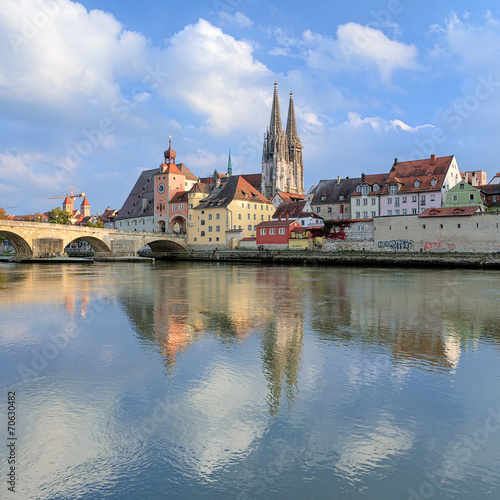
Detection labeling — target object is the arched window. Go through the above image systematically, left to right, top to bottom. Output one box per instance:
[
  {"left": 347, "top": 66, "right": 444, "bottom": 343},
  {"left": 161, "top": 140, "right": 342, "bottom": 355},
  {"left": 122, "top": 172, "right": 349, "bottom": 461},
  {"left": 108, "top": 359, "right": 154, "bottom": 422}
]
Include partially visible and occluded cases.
[{"left": 201, "top": 231, "right": 205, "bottom": 237}]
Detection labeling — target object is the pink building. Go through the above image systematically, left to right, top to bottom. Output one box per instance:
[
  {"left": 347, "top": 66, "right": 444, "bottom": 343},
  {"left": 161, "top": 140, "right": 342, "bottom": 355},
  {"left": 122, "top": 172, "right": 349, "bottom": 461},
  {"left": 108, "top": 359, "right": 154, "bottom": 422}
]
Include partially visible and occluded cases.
[{"left": 379, "top": 155, "right": 461, "bottom": 216}]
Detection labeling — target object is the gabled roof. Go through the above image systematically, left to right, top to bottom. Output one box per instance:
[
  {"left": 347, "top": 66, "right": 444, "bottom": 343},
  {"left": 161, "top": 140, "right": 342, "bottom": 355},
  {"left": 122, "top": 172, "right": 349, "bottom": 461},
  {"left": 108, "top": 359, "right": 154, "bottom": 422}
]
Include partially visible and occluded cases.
[
  {"left": 382, "top": 155, "right": 455, "bottom": 194},
  {"left": 115, "top": 168, "right": 156, "bottom": 220},
  {"left": 241, "top": 173, "right": 262, "bottom": 191},
  {"left": 351, "top": 173, "right": 389, "bottom": 196},
  {"left": 195, "top": 175, "right": 270, "bottom": 209},
  {"left": 311, "top": 177, "right": 361, "bottom": 205},
  {"left": 189, "top": 182, "right": 213, "bottom": 195},
  {"left": 170, "top": 191, "right": 188, "bottom": 203},
  {"left": 274, "top": 192, "right": 306, "bottom": 203},
  {"left": 80, "top": 196, "right": 90, "bottom": 206},
  {"left": 273, "top": 201, "right": 307, "bottom": 219},
  {"left": 419, "top": 206, "right": 481, "bottom": 217},
  {"left": 98, "top": 208, "right": 117, "bottom": 222},
  {"left": 256, "top": 219, "right": 301, "bottom": 228}
]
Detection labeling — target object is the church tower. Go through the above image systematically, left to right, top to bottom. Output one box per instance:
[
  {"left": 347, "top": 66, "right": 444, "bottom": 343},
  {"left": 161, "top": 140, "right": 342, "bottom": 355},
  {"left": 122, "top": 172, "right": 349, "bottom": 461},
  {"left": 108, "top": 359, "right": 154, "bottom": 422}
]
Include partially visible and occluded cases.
[{"left": 261, "top": 82, "right": 304, "bottom": 198}]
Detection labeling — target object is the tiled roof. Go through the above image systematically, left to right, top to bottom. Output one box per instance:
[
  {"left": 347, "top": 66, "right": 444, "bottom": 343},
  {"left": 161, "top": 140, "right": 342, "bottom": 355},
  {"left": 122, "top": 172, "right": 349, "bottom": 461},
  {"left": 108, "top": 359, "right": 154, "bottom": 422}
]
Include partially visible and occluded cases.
[
  {"left": 381, "top": 155, "right": 454, "bottom": 195},
  {"left": 115, "top": 168, "right": 156, "bottom": 220},
  {"left": 241, "top": 173, "right": 262, "bottom": 191},
  {"left": 351, "top": 173, "right": 389, "bottom": 196},
  {"left": 195, "top": 175, "right": 270, "bottom": 209},
  {"left": 311, "top": 177, "right": 361, "bottom": 205},
  {"left": 189, "top": 182, "right": 212, "bottom": 194},
  {"left": 480, "top": 184, "right": 500, "bottom": 207},
  {"left": 170, "top": 191, "right": 188, "bottom": 203},
  {"left": 275, "top": 192, "right": 306, "bottom": 203},
  {"left": 80, "top": 196, "right": 90, "bottom": 206},
  {"left": 273, "top": 201, "right": 307, "bottom": 219},
  {"left": 419, "top": 206, "right": 481, "bottom": 217},
  {"left": 98, "top": 208, "right": 117, "bottom": 222},
  {"left": 256, "top": 219, "right": 300, "bottom": 228},
  {"left": 291, "top": 225, "right": 323, "bottom": 234}
]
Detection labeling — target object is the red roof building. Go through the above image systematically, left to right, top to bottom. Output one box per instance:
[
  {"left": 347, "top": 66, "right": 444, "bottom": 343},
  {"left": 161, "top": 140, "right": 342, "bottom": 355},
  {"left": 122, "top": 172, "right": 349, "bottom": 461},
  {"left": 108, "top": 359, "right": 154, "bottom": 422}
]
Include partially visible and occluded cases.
[{"left": 256, "top": 218, "right": 301, "bottom": 247}]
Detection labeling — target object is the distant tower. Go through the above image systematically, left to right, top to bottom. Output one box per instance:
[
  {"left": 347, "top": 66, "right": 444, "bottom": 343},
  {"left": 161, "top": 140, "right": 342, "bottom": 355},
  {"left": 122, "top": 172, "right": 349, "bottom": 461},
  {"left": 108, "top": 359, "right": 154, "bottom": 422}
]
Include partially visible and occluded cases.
[
  {"left": 261, "top": 82, "right": 304, "bottom": 198},
  {"left": 227, "top": 148, "right": 232, "bottom": 177},
  {"left": 62, "top": 196, "right": 72, "bottom": 214},
  {"left": 80, "top": 196, "right": 90, "bottom": 217}
]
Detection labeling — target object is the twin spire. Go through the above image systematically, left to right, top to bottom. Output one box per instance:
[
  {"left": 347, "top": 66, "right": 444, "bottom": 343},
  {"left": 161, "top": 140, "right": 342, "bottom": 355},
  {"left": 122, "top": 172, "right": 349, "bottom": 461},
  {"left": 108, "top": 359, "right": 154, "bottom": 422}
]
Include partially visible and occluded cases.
[{"left": 268, "top": 81, "right": 301, "bottom": 148}]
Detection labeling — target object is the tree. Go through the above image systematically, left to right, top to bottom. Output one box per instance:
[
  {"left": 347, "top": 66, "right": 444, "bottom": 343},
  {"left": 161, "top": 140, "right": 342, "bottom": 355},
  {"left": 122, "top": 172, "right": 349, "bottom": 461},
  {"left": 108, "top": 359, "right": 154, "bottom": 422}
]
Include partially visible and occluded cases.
[
  {"left": 0, "top": 207, "right": 7, "bottom": 220},
  {"left": 46, "top": 207, "right": 71, "bottom": 225}
]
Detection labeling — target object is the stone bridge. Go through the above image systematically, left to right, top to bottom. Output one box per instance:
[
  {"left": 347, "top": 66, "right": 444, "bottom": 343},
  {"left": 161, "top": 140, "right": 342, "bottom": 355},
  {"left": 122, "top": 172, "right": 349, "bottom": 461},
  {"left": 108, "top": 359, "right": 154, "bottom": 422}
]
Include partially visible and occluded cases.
[{"left": 0, "top": 220, "right": 187, "bottom": 259}]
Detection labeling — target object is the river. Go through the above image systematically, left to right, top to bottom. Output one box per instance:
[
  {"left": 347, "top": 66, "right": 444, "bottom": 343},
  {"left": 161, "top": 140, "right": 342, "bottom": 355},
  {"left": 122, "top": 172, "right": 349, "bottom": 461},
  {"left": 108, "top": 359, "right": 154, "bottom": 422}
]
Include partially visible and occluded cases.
[{"left": 1, "top": 261, "right": 500, "bottom": 499}]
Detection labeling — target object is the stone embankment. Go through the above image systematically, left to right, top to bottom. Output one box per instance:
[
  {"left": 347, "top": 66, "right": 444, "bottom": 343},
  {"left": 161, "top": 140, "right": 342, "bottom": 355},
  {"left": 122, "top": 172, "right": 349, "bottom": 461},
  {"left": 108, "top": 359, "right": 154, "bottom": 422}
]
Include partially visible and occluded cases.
[{"left": 156, "top": 250, "right": 500, "bottom": 269}]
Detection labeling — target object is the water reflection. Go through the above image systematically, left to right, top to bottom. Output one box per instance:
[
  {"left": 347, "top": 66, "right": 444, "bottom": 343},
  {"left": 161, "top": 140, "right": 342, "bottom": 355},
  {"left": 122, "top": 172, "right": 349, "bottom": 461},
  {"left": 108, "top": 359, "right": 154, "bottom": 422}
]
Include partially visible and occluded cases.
[{"left": 2, "top": 262, "right": 500, "bottom": 499}]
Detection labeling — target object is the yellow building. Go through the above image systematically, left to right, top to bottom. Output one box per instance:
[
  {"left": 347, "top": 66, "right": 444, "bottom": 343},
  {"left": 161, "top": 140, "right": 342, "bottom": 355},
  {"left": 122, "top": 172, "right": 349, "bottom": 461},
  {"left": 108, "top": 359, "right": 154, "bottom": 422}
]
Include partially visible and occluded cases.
[{"left": 187, "top": 175, "right": 274, "bottom": 247}]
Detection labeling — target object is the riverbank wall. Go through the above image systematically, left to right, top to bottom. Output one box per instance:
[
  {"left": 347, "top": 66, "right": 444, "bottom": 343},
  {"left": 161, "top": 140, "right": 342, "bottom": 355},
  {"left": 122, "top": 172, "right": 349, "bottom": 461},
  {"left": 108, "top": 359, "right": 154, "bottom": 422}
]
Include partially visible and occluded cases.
[{"left": 154, "top": 250, "right": 500, "bottom": 269}]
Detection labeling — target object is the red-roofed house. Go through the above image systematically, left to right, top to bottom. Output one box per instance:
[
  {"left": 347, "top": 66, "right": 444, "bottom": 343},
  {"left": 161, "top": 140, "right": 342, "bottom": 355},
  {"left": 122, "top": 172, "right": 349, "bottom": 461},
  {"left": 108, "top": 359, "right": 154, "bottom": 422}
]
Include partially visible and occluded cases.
[
  {"left": 379, "top": 155, "right": 461, "bottom": 216},
  {"left": 271, "top": 191, "right": 306, "bottom": 208},
  {"left": 256, "top": 218, "right": 302, "bottom": 248}
]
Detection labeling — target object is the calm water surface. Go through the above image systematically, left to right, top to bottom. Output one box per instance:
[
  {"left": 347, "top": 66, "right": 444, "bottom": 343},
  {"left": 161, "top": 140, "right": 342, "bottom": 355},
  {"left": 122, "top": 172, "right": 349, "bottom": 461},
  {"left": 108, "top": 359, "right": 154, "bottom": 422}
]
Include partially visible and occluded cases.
[{"left": 1, "top": 261, "right": 500, "bottom": 499}]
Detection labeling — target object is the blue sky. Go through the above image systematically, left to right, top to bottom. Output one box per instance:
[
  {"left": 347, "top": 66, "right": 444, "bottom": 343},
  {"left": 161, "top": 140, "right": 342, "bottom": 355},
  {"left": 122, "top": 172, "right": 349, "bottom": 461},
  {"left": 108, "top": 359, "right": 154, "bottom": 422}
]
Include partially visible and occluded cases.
[{"left": 2, "top": 0, "right": 500, "bottom": 215}]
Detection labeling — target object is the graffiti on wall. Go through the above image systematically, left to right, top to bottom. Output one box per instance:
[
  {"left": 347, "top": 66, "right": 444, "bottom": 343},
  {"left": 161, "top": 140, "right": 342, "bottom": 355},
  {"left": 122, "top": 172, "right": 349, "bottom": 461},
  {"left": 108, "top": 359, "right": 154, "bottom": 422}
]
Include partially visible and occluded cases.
[
  {"left": 378, "top": 239, "right": 415, "bottom": 251},
  {"left": 423, "top": 242, "right": 456, "bottom": 251}
]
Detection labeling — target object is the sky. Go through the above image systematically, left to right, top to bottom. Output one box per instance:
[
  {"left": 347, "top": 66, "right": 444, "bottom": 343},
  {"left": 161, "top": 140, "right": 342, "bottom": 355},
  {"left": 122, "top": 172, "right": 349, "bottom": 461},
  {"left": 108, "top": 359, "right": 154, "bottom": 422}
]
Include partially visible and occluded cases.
[{"left": 2, "top": 0, "right": 500, "bottom": 215}]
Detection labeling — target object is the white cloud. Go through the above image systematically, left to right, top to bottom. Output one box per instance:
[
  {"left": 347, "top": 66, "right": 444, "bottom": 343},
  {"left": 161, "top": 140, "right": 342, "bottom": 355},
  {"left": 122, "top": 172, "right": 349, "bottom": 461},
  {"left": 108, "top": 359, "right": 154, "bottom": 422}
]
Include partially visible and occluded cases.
[
  {"left": 218, "top": 11, "right": 253, "bottom": 28},
  {"left": 156, "top": 19, "right": 272, "bottom": 135},
  {"left": 274, "top": 23, "right": 419, "bottom": 82},
  {"left": 345, "top": 112, "right": 433, "bottom": 134}
]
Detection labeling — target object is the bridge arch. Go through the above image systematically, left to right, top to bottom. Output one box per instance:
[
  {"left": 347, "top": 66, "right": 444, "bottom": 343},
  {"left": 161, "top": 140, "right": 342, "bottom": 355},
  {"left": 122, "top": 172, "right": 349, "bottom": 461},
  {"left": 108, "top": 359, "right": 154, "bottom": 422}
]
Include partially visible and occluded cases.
[
  {"left": 169, "top": 215, "right": 187, "bottom": 234},
  {"left": 0, "top": 230, "right": 33, "bottom": 259},
  {"left": 64, "top": 236, "right": 112, "bottom": 255},
  {"left": 144, "top": 238, "right": 186, "bottom": 253}
]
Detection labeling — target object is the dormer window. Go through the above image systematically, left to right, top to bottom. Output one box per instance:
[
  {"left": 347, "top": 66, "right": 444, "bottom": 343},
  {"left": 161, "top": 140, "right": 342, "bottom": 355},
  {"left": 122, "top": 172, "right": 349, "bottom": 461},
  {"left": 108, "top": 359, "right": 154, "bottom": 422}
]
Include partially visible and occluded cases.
[
  {"left": 430, "top": 178, "right": 437, "bottom": 187},
  {"left": 414, "top": 180, "right": 421, "bottom": 188},
  {"left": 373, "top": 184, "right": 379, "bottom": 192},
  {"left": 361, "top": 185, "right": 369, "bottom": 195},
  {"left": 389, "top": 185, "right": 398, "bottom": 195},
  {"left": 320, "top": 194, "right": 326, "bottom": 201},
  {"left": 339, "top": 195, "right": 344, "bottom": 201}
]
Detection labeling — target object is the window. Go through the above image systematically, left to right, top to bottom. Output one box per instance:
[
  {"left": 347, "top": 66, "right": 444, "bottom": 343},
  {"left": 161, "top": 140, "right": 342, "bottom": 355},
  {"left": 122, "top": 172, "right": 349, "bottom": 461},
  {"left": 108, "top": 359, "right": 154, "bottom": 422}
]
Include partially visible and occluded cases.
[
  {"left": 431, "top": 178, "right": 437, "bottom": 186},
  {"left": 414, "top": 180, "right": 421, "bottom": 188},
  {"left": 373, "top": 184, "right": 379, "bottom": 192},
  {"left": 460, "top": 184, "right": 464, "bottom": 189},
  {"left": 356, "top": 185, "right": 361, "bottom": 192},
  {"left": 361, "top": 185, "right": 369, "bottom": 195},
  {"left": 390, "top": 185, "right": 398, "bottom": 194},
  {"left": 470, "top": 194, "right": 474, "bottom": 201},
  {"left": 339, "top": 195, "right": 344, "bottom": 201},
  {"left": 421, "top": 195, "right": 426, "bottom": 205},
  {"left": 430, "top": 195, "right": 435, "bottom": 202},
  {"left": 453, "top": 195, "right": 458, "bottom": 201},
  {"left": 412, "top": 196, "right": 417, "bottom": 203},
  {"left": 402, "top": 197, "right": 407, "bottom": 203},
  {"left": 363, "top": 198, "right": 368, "bottom": 206},
  {"left": 371, "top": 198, "right": 376, "bottom": 205},
  {"left": 387, "top": 198, "right": 392, "bottom": 204},
  {"left": 395, "top": 198, "right": 400, "bottom": 207},
  {"left": 356, "top": 199, "right": 360, "bottom": 206},
  {"left": 247, "top": 203, "right": 250, "bottom": 208},
  {"left": 179, "top": 204, "right": 184, "bottom": 210},
  {"left": 189, "top": 204, "right": 193, "bottom": 209},
  {"left": 254, "top": 204, "right": 257, "bottom": 209},
  {"left": 316, "top": 207, "right": 321, "bottom": 213},
  {"left": 328, "top": 207, "right": 332, "bottom": 213},
  {"left": 412, "top": 208, "right": 417, "bottom": 214},
  {"left": 402, "top": 209, "right": 407, "bottom": 215},
  {"left": 388, "top": 210, "right": 392, "bottom": 215},
  {"left": 395, "top": 210, "right": 400, "bottom": 215},
  {"left": 363, "top": 211, "right": 368, "bottom": 218},
  {"left": 371, "top": 211, "right": 376, "bottom": 217},
  {"left": 355, "top": 212, "right": 361, "bottom": 218},
  {"left": 216, "top": 213, "right": 220, "bottom": 220},
  {"left": 238, "top": 213, "right": 241, "bottom": 220},
  {"left": 208, "top": 214, "right": 212, "bottom": 220},
  {"left": 247, "top": 214, "right": 250, "bottom": 220},
  {"left": 253, "top": 214, "right": 256, "bottom": 220},
  {"left": 261, "top": 215, "right": 264, "bottom": 220},
  {"left": 201, "top": 219, "right": 205, "bottom": 225},
  {"left": 422, "top": 224, "right": 426, "bottom": 229},
  {"left": 440, "top": 224, "right": 443, "bottom": 229},
  {"left": 457, "top": 224, "right": 461, "bottom": 229},
  {"left": 248, "top": 225, "right": 252, "bottom": 230},
  {"left": 357, "top": 225, "right": 364, "bottom": 232},
  {"left": 208, "top": 226, "right": 212, "bottom": 232},
  {"left": 216, "top": 226, "right": 220, "bottom": 232},
  {"left": 260, "top": 228, "right": 266, "bottom": 235},
  {"left": 270, "top": 228, "right": 276, "bottom": 235},
  {"left": 279, "top": 228, "right": 285, "bottom": 235},
  {"left": 201, "top": 231, "right": 205, "bottom": 237},
  {"left": 194, "top": 237, "right": 197, "bottom": 242},
  {"left": 209, "top": 237, "right": 212, "bottom": 242},
  {"left": 216, "top": 237, "right": 219, "bottom": 241}
]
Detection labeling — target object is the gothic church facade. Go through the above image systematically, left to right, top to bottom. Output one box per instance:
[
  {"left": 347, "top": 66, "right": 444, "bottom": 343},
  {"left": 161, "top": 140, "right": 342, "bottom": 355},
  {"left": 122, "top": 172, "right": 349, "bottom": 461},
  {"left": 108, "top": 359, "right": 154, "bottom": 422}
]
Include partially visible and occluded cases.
[{"left": 261, "top": 82, "right": 305, "bottom": 199}]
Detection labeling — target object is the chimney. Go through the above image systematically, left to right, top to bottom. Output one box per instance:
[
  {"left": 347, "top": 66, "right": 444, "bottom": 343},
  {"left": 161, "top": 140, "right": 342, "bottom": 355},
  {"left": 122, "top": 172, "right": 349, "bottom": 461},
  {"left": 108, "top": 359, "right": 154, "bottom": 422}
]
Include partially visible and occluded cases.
[
  {"left": 430, "top": 154, "right": 436, "bottom": 165},
  {"left": 394, "top": 158, "right": 398, "bottom": 166},
  {"left": 361, "top": 173, "right": 365, "bottom": 182},
  {"left": 337, "top": 175, "right": 341, "bottom": 185},
  {"left": 286, "top": 213, "right": 289, "bottom": 221},
  {"left": 278, "top": 214, "right": 282, "bottom": 221}
]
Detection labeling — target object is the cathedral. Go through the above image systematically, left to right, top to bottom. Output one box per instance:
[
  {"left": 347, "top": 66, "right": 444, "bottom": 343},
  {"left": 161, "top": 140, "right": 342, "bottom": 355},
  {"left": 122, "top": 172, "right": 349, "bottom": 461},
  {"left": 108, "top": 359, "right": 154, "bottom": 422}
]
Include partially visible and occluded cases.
[{"left": 261, "top": 82, "right": 305, "bottom": 199}]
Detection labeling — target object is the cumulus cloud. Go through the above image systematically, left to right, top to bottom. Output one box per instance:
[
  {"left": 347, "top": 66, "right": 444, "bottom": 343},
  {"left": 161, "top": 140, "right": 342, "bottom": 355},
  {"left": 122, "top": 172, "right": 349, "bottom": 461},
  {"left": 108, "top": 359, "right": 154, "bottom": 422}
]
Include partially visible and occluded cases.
[
  {"left": 156, "top": 19, "right": 272, "bottom": 135},
  {"left": 274, "top": 23, "right": 419, "bottom": 82},
  {"left": 345, "top": 112, "right": 433, "bottom": 134}
]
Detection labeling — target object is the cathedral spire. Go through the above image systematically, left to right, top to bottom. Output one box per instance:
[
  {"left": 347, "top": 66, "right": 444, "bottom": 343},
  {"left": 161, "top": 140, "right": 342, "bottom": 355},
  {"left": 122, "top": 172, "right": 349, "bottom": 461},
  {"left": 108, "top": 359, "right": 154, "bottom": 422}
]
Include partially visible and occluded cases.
[
  {"left": 269, "top": 81, "right": 282, "bottom": 133},
  {"left": 286, "top": 91, "right": 301, "bottom": 147}
]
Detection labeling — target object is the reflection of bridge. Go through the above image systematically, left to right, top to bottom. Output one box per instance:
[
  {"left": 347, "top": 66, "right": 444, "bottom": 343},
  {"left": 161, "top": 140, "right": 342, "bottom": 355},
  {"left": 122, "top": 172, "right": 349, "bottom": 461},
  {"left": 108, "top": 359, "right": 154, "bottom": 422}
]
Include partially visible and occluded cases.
[{"left": 0, "top": 220, "right": 187, "bottom": 259}]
